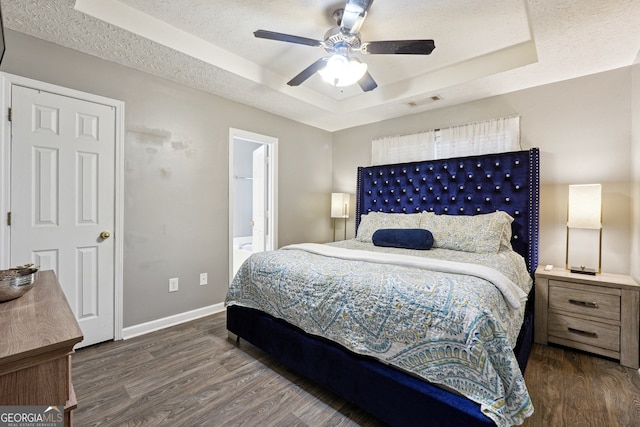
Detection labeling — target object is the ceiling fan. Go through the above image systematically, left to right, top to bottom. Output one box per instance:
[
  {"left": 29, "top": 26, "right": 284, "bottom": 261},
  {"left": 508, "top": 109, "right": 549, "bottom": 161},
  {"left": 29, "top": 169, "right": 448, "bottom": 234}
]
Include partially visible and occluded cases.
[{"left": 254, "top": 0, "right": 435, "bottom": 92}]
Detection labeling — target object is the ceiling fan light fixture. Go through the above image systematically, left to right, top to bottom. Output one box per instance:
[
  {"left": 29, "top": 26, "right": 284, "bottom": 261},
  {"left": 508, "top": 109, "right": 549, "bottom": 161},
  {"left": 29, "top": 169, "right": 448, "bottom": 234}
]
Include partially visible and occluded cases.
[
  {"left": 255, "top": 1, "right": 434, "bottom": 92},
  {"left": 318, "top": 55, "right": 367, "bottom": 87}
]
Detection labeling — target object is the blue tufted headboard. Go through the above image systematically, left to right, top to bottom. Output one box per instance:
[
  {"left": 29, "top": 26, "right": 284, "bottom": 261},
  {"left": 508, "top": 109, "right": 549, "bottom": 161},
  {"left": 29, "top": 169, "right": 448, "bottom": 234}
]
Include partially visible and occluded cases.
[{"left": 356, "top": 148, "right": 540, "bottom": 274}]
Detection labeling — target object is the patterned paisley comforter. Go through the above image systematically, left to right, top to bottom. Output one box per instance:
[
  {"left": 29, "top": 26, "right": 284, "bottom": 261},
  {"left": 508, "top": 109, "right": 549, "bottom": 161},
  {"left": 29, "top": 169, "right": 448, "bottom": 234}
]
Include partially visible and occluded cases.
[{"left": 225, "top": 240, "right": 534, "bottom": 426}]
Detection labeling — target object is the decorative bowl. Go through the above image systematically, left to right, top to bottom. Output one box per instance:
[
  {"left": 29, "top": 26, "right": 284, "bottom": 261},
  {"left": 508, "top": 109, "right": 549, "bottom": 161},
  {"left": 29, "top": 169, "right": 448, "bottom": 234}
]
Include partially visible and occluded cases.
[{"left": 0, "top": 265, "right": 39, "bottom": 303}]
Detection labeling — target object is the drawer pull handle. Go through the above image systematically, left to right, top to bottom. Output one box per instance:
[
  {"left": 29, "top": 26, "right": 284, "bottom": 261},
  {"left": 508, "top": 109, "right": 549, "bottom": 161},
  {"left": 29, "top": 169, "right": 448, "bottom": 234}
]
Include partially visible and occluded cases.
[
  {"left": 568, "top": 299, "right": 599, "bottom": 309},
  {"left": 568, "top": 327, "right": 598, "bottom": 338}
]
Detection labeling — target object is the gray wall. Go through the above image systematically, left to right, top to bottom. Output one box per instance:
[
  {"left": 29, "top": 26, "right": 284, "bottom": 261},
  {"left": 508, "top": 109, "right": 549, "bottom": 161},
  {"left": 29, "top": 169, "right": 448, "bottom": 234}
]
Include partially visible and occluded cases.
[
  {"left": 2, "top": 30, "right": 333, "bottom": 327},
  {"left": 333, "top": 67, "right": 637, "bottom": 277}
]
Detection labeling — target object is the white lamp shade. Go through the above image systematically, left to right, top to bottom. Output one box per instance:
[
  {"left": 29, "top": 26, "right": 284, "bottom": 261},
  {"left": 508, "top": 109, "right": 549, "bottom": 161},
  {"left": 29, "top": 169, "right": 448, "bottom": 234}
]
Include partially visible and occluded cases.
[
  {"left": 567, "top": 184, "right": 602, "bottom": 229},
  {"left": 331, "top": 193, "right": 350, "bottom": 218}
]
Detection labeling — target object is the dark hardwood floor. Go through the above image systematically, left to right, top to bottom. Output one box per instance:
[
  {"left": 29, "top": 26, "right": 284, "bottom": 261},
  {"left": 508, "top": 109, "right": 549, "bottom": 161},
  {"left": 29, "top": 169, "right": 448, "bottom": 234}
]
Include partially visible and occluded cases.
[{"left": 73, "top": 312, "right": 640, "bottom": 426}]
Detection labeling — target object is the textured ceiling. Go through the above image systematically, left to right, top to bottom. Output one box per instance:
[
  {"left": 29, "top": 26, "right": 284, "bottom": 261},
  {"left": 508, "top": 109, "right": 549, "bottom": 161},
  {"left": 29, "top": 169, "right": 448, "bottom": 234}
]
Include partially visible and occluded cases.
[{"left": 3, "top": 0, "right": 640, "bottom": 131}]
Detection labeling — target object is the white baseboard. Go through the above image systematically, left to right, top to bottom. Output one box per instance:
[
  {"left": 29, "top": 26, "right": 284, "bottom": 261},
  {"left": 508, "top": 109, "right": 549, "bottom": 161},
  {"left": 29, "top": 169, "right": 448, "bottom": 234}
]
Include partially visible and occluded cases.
[{"left": 122, "top": 303, "right": 226, "bottom": 340}]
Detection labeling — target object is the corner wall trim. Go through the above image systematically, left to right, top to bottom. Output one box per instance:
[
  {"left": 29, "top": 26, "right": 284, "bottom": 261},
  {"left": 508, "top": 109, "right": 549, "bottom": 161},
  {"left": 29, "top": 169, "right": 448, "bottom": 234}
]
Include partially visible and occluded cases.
[{"left": 122, "top": 303, "right": 226, "bottom": 340}]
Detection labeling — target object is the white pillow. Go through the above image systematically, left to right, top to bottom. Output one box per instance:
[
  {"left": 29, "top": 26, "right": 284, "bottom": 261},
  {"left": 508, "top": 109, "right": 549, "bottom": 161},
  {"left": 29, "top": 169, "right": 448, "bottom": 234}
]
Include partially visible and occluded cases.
[
  {"left": 419, "top": 211, "right": 514, "bottom": 253},
  {"left": 356, "top": 212, "right": 421, "bottom": 243}
]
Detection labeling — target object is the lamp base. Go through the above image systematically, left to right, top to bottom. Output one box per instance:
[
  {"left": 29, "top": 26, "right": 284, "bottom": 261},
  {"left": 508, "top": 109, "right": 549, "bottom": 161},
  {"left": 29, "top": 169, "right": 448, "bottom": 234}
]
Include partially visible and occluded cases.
[{"left": 570, "top": 265, "right": 597, "bottom": 275}]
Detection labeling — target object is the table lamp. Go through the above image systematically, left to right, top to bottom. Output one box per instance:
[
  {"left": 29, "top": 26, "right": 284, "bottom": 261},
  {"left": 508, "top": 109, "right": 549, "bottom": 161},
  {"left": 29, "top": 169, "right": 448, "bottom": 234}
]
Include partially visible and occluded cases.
[{"left": 566, "top": 184, "right": 602, "bottom": 275}]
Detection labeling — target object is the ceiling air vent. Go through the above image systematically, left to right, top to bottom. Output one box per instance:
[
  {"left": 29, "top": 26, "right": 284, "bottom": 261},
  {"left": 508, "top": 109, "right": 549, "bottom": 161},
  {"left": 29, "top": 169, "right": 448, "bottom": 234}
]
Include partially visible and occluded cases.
[{"left": 407, "top": 95, "right": 442, "bottom": 108}]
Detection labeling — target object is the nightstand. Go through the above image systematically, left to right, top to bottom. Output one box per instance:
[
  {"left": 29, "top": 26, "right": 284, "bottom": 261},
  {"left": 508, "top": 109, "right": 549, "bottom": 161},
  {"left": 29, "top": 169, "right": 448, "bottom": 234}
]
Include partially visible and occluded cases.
[{"left": 534, "top": 266, "right": 640, "bottom": 369}]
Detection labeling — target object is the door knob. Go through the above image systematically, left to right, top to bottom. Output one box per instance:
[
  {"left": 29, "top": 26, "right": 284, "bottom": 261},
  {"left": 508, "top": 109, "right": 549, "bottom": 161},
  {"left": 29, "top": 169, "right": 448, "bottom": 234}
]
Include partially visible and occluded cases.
[{"left": 100, "top": 231, "right": 111, "bottom": 239}]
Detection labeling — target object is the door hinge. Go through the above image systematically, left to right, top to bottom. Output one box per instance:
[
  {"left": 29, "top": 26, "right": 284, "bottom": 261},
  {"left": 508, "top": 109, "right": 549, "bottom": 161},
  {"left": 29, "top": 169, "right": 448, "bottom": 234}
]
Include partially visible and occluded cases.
[
  {"left": 7, "top": 107, "right": 12, "bottom": 122},
  {"left": 7, "top": 212, "right": 11, "bottom": 226}
]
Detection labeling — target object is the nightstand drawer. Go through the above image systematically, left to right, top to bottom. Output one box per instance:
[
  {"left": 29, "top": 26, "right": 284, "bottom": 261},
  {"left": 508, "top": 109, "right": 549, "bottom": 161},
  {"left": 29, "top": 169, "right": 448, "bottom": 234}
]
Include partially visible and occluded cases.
[
  {"left": 548, "top": 280, "right": 620, "bottom": 321},
  {"left": 548, "top": 312, "right": 620, "bottom": 352}
]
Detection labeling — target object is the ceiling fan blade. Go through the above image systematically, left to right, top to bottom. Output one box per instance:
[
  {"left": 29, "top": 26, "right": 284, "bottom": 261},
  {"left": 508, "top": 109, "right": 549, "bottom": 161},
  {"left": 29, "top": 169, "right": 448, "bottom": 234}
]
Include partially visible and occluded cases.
[
  {"left": 341, "top": 0, "right": 374, "bottom": 34},
  {"left": 254, "top": 30, "right": 323, "bottom": 48},
  {"left": 361, "top": 40, "right": 436, "bottom": 55},
  {"left": 287, "top": 58, "right": 328, "bottom": 86},
  {"left": 358, "top": 71, "right": 378, "bottom": 92}
]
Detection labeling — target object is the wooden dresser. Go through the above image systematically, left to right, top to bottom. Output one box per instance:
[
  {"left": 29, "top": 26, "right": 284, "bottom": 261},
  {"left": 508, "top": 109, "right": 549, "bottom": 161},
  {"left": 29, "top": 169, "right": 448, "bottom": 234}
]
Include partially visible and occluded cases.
[
  {"left": 535, "top": 266, "right": 640, "bottom": 369},
  {"left": 0, "top": 271, "right": 83, "bottom": 426}
]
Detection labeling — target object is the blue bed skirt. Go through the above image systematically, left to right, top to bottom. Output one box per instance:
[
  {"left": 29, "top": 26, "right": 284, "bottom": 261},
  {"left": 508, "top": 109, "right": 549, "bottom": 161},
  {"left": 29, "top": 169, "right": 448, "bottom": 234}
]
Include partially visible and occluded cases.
[{"left": 227, "top": 297, "right": 534, "bottom": 427}]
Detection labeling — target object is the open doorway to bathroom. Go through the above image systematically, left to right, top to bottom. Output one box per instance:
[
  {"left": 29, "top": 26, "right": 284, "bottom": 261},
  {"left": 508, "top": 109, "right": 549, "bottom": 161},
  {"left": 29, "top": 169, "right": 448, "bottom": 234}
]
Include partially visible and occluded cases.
[{"left": 229, "top": 128, "right": 278, "bottom": 283}]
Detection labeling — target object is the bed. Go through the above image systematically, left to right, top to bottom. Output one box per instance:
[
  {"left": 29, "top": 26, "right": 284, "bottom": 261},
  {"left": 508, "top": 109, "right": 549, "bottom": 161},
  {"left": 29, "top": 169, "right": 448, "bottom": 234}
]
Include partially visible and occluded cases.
[{"left": 226, "top": 148, "right": 540, "bottom": 426}]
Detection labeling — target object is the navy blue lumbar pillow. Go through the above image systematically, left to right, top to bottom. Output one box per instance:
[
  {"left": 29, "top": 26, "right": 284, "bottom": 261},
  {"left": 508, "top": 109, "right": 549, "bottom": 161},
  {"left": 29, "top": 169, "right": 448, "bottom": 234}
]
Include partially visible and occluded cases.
[{"left": 372, "top": 228, "right": 434, "bottom": 250}]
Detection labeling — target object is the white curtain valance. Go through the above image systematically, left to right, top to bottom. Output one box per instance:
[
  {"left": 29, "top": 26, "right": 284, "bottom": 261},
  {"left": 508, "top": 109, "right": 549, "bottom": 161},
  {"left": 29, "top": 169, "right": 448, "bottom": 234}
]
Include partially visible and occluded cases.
[
  {"left": 371, "top": 116, "right": 520, "bottom": 166},
  {"left": 370, "top": 130, "right": 436, "bottom": 166}
]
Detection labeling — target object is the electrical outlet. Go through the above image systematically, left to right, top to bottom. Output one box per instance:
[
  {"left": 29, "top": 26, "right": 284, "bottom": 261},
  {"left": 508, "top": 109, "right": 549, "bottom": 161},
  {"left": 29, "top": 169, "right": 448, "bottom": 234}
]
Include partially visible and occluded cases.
[
  {"left": 200, "top": 273, "right": 208, "bottom": 286},
  {"left": 169, "top": 277, "right": 179, "bottom": 292}
]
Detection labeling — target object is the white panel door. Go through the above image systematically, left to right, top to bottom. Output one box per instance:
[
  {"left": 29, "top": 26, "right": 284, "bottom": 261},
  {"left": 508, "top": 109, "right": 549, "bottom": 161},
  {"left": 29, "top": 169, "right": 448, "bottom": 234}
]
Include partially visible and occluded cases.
[
  {"left": 10, "top": 85, "right": 115, "bottom": 348},
  {"left": 252, "top": 145, "right": 266, "bottom": 253}
]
